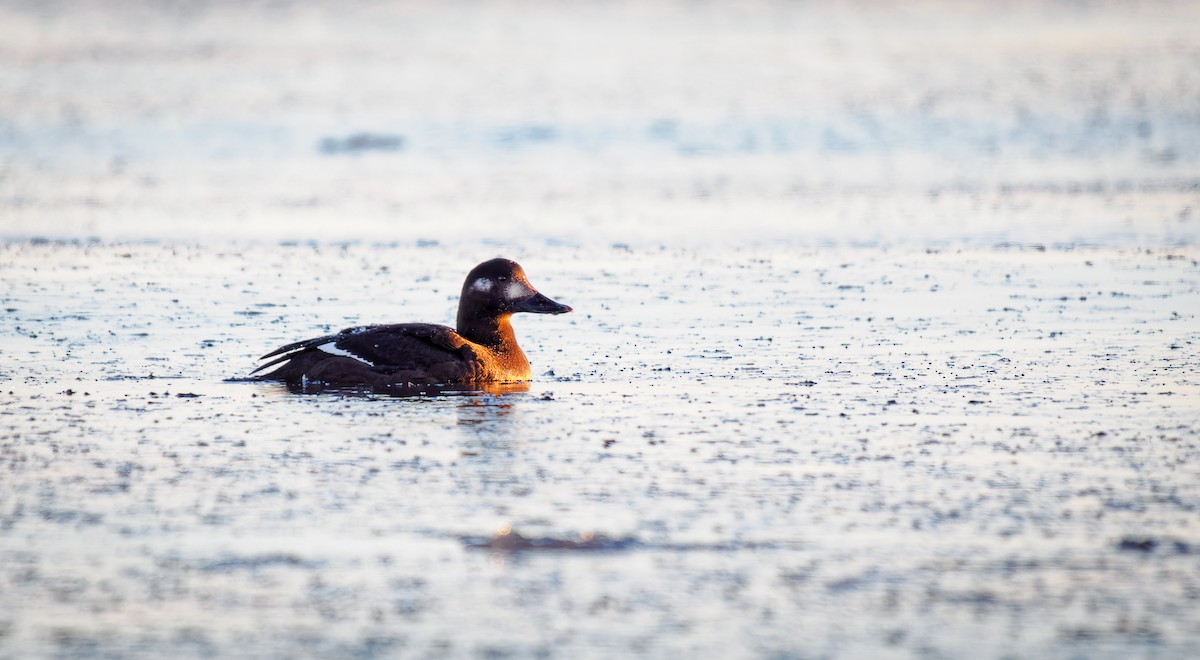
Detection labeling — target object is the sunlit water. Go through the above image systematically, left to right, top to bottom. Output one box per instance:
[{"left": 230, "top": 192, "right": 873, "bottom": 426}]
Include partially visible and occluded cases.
[{"left": 2, "top": 1, "right": 1200, "bottom": 657}]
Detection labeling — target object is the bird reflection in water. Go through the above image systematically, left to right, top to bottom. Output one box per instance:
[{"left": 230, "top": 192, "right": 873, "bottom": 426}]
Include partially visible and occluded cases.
[
  {"left": 264, "top": 377, "right": 536, "bottom": 526},
  {"left": 272, "top": 377, "right": 531, "bottom": 454},
  {"left": 279, "top": 380, "right": 531, "bottom": 398},
  {"left": 454, "top": 383, "right": 527, "bottom": 486}
]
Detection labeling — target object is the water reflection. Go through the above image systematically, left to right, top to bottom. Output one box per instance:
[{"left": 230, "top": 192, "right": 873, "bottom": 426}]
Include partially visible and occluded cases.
[
  {"left": 262, "top": 377, "right": 535, "bottom": 502},
  {"left": 278, "top": 380, "right": 531, "bottom": 398},
  {"left": 454, "top": 385, "right": 526, "bottom": 491}
]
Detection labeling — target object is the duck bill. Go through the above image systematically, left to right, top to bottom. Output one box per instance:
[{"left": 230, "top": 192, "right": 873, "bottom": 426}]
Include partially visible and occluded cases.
[{"left": 513, "top": 292, "right": 572, "bottom": 315}]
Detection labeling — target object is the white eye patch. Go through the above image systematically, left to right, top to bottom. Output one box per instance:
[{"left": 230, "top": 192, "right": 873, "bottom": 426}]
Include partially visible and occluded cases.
[
  {"left": 470, "top": 278, "right": 494, "bottom": 293},
  {"left": 505, "top": 281, "right": 533, "bottom": 300},
  {"left": 318, "top": 342, "right": 375, "bottom": 366}
]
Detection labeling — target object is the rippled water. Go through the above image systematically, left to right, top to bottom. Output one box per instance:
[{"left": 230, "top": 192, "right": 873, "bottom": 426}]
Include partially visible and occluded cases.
[
  {"left": 2, "top": 1, "right": 1199, "bottom": 657},
  {"left": 3, "top": 241, "right": 1198, "bottom": 657}
]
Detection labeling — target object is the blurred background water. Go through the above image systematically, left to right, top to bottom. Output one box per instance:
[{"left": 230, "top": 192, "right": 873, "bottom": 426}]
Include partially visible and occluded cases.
[{"left": 1, "top": 0, "right": 1197, "bottom": 246}]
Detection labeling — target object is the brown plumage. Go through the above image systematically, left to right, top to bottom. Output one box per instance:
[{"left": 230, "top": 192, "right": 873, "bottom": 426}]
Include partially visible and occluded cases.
[{"left": 252, "top": 259, "right": 571, "bottom": 389}]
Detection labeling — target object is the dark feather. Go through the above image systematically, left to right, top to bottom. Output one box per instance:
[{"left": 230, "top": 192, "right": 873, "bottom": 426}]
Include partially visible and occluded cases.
[
  {"left": 251, "top": 324, "right": 473, "bottom": 377},
  {"left": 258, "top": 332, "right": 340, "bottom": 360}
]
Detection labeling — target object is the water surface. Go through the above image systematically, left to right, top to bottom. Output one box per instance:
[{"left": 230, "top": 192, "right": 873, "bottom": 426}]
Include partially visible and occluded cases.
[{"left": 2, "top": 1, "right": 1199, "bottom": 657}]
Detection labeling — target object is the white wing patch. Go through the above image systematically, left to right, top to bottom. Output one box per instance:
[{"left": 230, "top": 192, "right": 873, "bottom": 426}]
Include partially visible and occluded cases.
[
  {"left": 470, "top": 277, "right": 494, "bottom": 293},
  {"left": 318, "top": 342, "right": 375, "bottom": 366}
]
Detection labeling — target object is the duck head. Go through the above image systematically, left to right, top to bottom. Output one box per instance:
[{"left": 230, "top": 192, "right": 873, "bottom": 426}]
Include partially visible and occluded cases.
[{"left": 457, "top": 259, "right": 572, "bottom": 336}]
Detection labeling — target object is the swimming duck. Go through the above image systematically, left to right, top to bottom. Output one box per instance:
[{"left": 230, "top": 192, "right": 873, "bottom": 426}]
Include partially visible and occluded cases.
[{"left": 252, "top": 258, "right": 571, "bottom": 388}]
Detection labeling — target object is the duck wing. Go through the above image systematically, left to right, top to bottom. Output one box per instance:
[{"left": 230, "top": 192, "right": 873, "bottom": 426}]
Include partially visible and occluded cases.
[{"left": 252, "top": 323, "right": 477, "bottom": 377}]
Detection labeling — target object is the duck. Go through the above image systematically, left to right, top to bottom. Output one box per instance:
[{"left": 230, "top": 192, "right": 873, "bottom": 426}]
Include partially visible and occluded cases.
[{"left": 252, "top": 258, "right": 572, "bottom": 389}]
